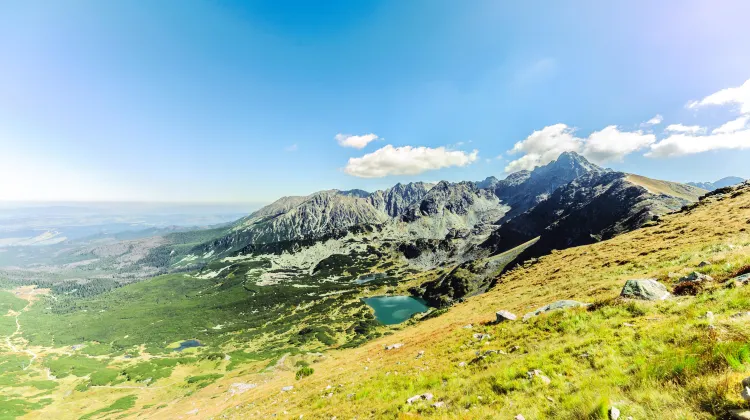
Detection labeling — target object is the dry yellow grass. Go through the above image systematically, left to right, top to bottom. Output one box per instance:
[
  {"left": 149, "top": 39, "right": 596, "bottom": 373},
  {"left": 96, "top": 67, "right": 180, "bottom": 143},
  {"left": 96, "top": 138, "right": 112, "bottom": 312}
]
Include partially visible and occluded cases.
[
  {"left": 625, "top": 173, "right": 707, "bottom": 201},
  {"left": 20, "top": 184, "right": 750, "bottom": 419}
]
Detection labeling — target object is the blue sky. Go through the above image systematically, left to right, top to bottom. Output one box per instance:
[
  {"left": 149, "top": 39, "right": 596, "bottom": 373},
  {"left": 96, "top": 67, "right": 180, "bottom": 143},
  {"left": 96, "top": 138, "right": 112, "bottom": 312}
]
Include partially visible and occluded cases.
[{"left": 1, "top": 1, "right": 750, "bottom": 202}]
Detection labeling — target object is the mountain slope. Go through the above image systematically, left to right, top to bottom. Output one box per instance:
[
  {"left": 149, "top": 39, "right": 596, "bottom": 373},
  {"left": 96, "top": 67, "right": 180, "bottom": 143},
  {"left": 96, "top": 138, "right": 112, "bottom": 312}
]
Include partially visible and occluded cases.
[
  {"left": 492, "top": 151, "right": 606, "bottom": 220},
  {"left": 483, "top": 171, "right": 705, "bottom": 259},
  {"left": 688, "top": 176, "right": 745, "bottom": 191},
  {"left": 197, "top": 179, "right": 750, "bottom": 420}
]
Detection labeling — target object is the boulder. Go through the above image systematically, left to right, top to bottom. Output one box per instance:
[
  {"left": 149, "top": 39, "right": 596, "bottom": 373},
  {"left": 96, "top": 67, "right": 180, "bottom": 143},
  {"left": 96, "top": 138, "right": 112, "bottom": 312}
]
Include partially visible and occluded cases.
[
  {"left": 674, "top": 272, "right": 715, "bottom": 295},
  {"left": 620, "top": 279, "right": 670, "bottom": 301},
  {"left": 522, "top": 300, "right": 589, "bottom": 321},
  {"left": 495, "top": 310, "right": 517, "bottom": 322}
]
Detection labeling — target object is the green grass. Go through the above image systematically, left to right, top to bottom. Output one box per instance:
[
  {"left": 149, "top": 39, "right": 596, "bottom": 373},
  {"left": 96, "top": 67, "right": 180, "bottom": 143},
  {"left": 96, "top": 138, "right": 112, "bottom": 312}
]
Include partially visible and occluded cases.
[
  {"left": 0, "top": 290, "right": 26, "bottom": 336},
  {"left": 44, "top": 355, "right": 109, "bottom": 379},
  {"left": 121, "top": 358, "right": 194, "bottom": 383},
  {"left": 295, "top": 366, "right": 314, "bottom": 380},
  {"left": 185, "top": 373, "right": 223, "bottom": 389},
  {"left": 0, "top": 395, "right": 52, "bottom": 419},
  {"left": 79, "top": 395, "right": 137, "bottom": 420}
]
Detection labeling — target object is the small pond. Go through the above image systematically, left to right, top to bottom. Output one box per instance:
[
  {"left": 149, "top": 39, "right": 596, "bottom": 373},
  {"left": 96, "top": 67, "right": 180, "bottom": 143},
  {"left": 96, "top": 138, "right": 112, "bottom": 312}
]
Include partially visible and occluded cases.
[
  {"left": 361, "top": 295, "right": 429, "bottom": 325},
  {"left": 173, "top": 339, "right": 202, "bottom": 352}
]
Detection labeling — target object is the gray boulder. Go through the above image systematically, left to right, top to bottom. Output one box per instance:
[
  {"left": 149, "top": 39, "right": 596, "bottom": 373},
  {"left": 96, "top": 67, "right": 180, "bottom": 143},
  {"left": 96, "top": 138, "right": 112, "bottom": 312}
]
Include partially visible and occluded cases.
[
  {"left": 678, "top": 271, "right": 713, "bottom": 283},
  {"left": 733, "top": 273, "right": 750, "bottom": 284},
  {"left": 620, "top": 279, "right": 670, "bottom": 301},
  {"left": 522, "top": 300, "right": 589, "bottom": 321},
  {"left": 495, "top": 310, "right": 517, "bottom": 322}
]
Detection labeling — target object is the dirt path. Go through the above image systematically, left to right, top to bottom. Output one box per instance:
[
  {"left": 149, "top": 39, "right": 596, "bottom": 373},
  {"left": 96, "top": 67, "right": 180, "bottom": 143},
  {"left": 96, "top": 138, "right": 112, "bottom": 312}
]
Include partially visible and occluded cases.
[{"left": 4, "top": 286, "right": 48, "bottom": 370}]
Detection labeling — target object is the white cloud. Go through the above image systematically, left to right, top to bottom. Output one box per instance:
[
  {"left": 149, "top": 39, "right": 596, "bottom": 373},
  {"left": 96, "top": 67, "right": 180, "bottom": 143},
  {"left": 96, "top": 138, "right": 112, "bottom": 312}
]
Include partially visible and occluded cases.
[
  {"left": 687, "top": 78, "right": 750, "bottom": 114},
  {"left": 645, "top": 114, "right": 663, "bottom": 125},
  {"left": 712, "top": 115, "right": 749, "bottom": 134},
  {"left": 504, "top": 124, "right": 654, "bottom": 172},
  {"left": 505, "top": 124, "right": 582, "bottom": 173},
  {"left": 665, "top": 124, "right": 705, "bottom": 134},
  {"left": 582, "top": 126, "right": 656, "bottom": 163},
  {"left": 646, "top": 128, "right": 750, "bottom": 158},
  {"left": 335, "top": 133, "right": 379, "bottom": 149},
  {"left": 284, "top": 144, "right": 298, "bottom": 152},
  {"left": 344, "top": 145, "right": 478, "bottom": 178}
]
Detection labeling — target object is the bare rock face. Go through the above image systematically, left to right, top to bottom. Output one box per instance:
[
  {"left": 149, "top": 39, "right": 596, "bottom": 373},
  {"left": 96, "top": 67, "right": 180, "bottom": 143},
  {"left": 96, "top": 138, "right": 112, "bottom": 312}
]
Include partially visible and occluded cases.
[{"left": 483, "top": 163, "right": 701, "bottom": 263}]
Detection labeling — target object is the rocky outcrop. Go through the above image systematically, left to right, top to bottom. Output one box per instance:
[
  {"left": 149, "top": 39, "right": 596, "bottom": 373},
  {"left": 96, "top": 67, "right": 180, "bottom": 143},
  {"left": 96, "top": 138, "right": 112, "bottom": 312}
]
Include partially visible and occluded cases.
[
  {"left": 493, "top": 152, "right": 606, "bottom": 220},
  {"left": 483, "top": 169, "right": 699, "bottom": 261},
  {"left": 620, "top": 279, "right": 670, "bottom": 301}
]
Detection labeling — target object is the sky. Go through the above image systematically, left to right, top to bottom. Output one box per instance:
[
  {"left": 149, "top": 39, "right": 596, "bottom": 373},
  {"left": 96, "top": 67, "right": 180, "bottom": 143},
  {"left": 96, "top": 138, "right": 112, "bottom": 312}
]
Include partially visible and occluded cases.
[{"left": 1, "top": 0, "right": 750, "bottom": 203}]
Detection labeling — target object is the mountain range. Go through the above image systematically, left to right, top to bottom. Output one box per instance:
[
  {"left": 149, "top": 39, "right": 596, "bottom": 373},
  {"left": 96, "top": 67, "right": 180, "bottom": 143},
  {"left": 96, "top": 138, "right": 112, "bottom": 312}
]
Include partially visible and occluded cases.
[{"left": 688, "top": 176, "right": 745, "bottom": 191}]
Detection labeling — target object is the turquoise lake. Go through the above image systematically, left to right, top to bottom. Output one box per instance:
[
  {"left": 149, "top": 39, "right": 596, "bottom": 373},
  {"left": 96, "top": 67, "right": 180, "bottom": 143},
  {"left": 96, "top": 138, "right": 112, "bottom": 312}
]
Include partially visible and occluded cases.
[{"left": 362, "top": 295, "right": 430, "bottom": 325}]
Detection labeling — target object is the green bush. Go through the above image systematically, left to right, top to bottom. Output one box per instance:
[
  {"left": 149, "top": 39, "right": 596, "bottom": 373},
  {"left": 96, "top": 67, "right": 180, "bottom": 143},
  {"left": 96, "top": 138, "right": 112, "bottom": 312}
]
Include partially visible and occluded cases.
[{"left": 295, "top": 366, "right": 314, "bottom": 380}]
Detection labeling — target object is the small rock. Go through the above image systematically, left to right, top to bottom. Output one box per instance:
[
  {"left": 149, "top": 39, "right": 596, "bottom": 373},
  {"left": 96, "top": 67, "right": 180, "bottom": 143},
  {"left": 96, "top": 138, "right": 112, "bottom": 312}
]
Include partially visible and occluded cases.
[
  {"left": 698, "top": 261, "right": 711, "bottom": 267},
  {"left": 678, "top": 271, "right": 714, "bottom": 283},
  {"left": 733, "top": 273, "right": 750, "bottom": 285},
  {"left": 620, "top": 279, "right": 670, "bottom": 301},
  {"left": 522, "top": 300, "right": 589, "bottom": 321},
  {"left": 495, "top": 310, "right": 517, "bottom": 322},
  {"left": 704, "top": 311, "right": 715, "bottom": 322},
  {"left": 732, "top": 312, "right": 750, "bottom": 318},
  {"left": 623, "top": 322, "right": 636, "bottom": 327},
  {"left": 462, "top": 324, "right": 473, "bottom": 329},
  {"left": 472, "top": 333, "right": 491, "bottom": 341},
  {"left": 385, "top": 343, "right": 403, "bottom": 350},
  {"left": 509, "top": 345, "right": 521, "bottom": 353},
  {"left": 416, "top": 350, "right": 425, "bottom": 359},
  {"left": 458, "top": 361, "right": 466, "bottom": 367},
  {"left": 527, "top": 369, "right": 551, "bottom": 385},
  {"left": 742, "top": 377, "right": 750, "bottom": 388},
  {"left": 228, "top": 382, "right": 257, "bottom": 396},
  {"left": 281, "top": 386, "right": 294, "bottom": 392},
  {"left": 742, "top": 386, "right": 750, "bottom": 402},
  {"left": 346, "top": 393, "right": 355, "bottom": 399},
  {"left": 406, "top": 393, "right": 434, "bottom": 404},
  {"left": 546, "top": 396, "right": 554, "bottom": 403},
  {"left": 432, "top": 401, "right": 445, "bottom": 409},
  {"left": 609, "top": 406, "right": 621, "bottom": 420},
  {"left": 730, "top": 409, "right": 750, "bottom": 419},
  {"left": 515, "top": 415, "right": 526, "bottom": 420}
]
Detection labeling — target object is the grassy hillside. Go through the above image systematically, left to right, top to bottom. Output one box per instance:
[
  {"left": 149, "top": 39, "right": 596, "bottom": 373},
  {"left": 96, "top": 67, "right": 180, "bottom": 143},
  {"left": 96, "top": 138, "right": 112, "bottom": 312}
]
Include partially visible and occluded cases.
[
  {"left": 2, "top": 183, "right": 749, "bottom": 419},
  {"left": 194, "top": 183, "right": 749, "bottom": 419}
]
